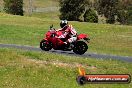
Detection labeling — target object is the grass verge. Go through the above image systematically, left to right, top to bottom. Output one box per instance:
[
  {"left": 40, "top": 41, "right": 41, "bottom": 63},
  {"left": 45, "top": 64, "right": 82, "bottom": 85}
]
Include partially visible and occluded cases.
[{"left": 0, "top": 48, "right": 132, "bottom": 88}]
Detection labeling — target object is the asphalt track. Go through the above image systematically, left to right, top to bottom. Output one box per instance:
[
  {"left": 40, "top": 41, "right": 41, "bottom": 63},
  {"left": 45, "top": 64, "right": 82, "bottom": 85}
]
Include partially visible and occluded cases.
[{"left": 0, "top": 44, "right": 132, "bottom": 63}]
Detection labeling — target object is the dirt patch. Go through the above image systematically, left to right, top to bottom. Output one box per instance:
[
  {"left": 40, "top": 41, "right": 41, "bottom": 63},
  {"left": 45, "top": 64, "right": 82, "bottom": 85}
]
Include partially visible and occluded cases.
[
  {"left": 118, "top": 35, "right": 132, "bottom": 38},
  {"left": 24, "top": 58, "right": 97, "bottom": 70}
]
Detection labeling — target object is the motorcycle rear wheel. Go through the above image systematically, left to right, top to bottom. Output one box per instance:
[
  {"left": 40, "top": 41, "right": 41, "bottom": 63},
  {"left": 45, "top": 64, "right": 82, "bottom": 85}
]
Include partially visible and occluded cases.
[
  {"left": 40, "top": 40, "right": 52, "bottom": 51},
  {"left": 73, "top": 41, "right": 88, "bottom": 55}
]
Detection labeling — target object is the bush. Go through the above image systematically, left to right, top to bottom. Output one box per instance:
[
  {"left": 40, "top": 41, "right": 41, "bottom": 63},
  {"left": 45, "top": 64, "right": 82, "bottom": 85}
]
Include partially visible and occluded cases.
[
  {"left": 3, "top": 0, "right": 24, "bottom": 16},
  {"left": 83, "top": 9, "right": 98, "bottom": 23}
]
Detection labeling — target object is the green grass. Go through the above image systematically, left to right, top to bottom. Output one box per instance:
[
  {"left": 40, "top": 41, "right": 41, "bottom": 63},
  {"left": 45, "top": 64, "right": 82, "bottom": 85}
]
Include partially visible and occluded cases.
[
  {"left": 0, "top": 0, "right": 59, "bottom": 8},
  {"left": 31, "top": 0, "right": 59, "bottom": 8},
  {"left": 28, "top": 12, "right": 60, "bottom": 20},
  {"left": 0, "top": 13, "right": 132, "bottom": 56},
  {"left": 0, "top": 48, "right": 132, "bottom": 88}
]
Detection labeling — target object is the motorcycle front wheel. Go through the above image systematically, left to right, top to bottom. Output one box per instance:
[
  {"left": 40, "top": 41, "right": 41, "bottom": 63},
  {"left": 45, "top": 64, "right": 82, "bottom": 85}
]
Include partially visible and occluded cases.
[{"left": 40, "top": 40, "right": 52, "bottom": 51}]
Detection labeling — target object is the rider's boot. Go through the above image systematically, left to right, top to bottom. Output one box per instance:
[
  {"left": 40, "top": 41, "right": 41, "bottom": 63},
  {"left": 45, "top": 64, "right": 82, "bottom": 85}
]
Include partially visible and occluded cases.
[{"left": 64, "top": 42, "right": 72, "bottom": 50}]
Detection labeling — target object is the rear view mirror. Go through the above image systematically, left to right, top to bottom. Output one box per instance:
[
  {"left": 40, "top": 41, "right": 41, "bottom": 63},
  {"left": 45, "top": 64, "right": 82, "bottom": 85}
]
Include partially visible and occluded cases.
[
  {"left": 50, "top": 24, "right": 53, "bottom": 29},
  {"left": 50, "top": 24, "right": 55, "bottom": 30}
]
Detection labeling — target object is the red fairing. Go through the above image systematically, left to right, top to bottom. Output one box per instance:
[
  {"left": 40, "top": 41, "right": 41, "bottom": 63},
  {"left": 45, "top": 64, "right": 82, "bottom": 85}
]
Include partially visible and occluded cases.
[
  {"left": 45, "top": 30, "right": 65, "bottom": 49},
  {"left": 46, "top": 31, "right": 51, "bottom": 38},
  {"left": 56, "top": 31, "right": 63, "bottom": 37},
  {"left": 77, "top": 34, "right": 89, "bottom": 40}
]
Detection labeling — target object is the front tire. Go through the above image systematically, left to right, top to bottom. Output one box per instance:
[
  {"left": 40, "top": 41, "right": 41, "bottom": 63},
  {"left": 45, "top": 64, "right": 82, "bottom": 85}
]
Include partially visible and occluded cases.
[
  {"left": 40, "top": 40, "right": 52, "bottom": 51},
  {"left": 73, "top": 41, "right": 88, "bottom": 55}
]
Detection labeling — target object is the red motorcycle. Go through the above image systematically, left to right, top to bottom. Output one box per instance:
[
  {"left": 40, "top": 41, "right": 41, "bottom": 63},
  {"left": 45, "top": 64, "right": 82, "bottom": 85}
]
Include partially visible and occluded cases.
[{"left": 40, "top": 25, "right": 90, "bottom": 55}]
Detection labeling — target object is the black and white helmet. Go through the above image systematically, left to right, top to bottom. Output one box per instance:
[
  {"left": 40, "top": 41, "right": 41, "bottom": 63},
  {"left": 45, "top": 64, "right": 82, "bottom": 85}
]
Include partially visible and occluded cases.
[{"left": 60, "top": 20, "right": 68, "bottom": 28}]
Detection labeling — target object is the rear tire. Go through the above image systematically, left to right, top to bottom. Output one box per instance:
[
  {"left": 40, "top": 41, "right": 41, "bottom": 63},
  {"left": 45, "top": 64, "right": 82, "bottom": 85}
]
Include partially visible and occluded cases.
[
  {"left": 40, "top": 40, "right": 52, "bottom": 51},
  {"left": 73, "top": 41, "right": 88, "bottom": 55}
]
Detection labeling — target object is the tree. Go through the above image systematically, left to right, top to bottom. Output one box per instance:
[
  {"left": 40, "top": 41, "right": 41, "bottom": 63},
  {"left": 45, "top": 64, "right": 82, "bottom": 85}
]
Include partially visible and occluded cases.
[
  {"left": 3, "top": 0, "right": 24, "bottom": 16},
  {"left": 59, "top": 0, "right": 87, "bottom": 21},
  {"left": 97, "top": 0, "right": 119, "bottom": 24},
  {"left": 117, "top": 0, "right": 132, "bottom": 25},
  {"left": 127, "top": 6, "right": 132, "bottom": 25},
  {"left": 83, "top": 8, "right": 98, "bottom": 23},
  {"left": 117, "top": 10, "right": 128, "bottom": 24}
]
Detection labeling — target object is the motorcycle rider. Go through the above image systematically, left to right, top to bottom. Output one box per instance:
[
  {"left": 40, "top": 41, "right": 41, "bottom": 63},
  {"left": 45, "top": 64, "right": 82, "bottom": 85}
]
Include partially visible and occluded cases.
[{"left": 57, "top": 20, "right": 77, "bottom": 48}]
